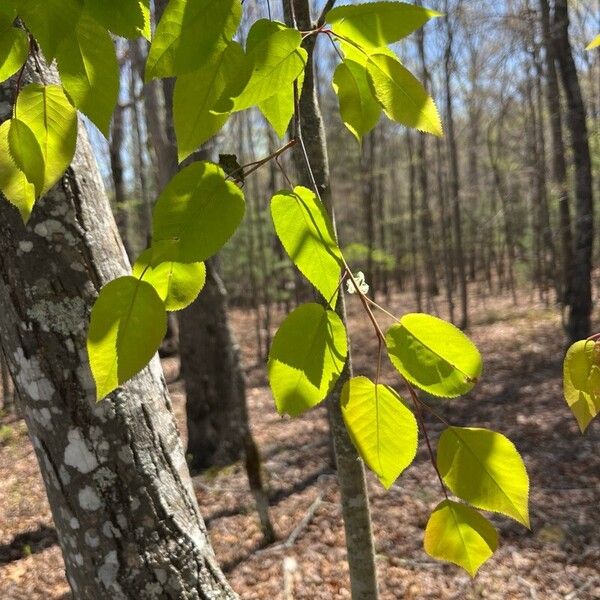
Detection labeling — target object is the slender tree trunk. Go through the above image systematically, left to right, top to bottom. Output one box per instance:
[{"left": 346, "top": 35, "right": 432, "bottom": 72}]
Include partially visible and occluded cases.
[
  {"left": 540, "top": 0, "right": 573, "bottom": 308},
  {"left": 553, "top": 0, "right": 594, "bottom": 342},
  {"left": 285, "top": 1, "right": 379, "bottom": 598},
  {"left": 444, "top": 1, "right": 468, "bottom": 328},
  {"left": 416, "top": 24, "right": 438, "bottom": 303},
  {"left": 0, "top": 65, "right": 236, "bottom": 600},
  {"left": 109, "top": 100, "right": 132, "bottom": 261},
  {"left": 487, "top": 114, "right": 518, "bottom": 304},
  {"left": 361, "top": 131, "right": 377, "bottom": 297},
  {"left": 406, "top": 132, "right": 423, "bottom": 312},
  {"left": 435, "top": 137, "right": 455, "bottom": 321}
]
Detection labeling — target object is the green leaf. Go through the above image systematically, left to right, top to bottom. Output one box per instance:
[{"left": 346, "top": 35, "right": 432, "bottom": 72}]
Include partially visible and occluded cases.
[
  {"left": 17, "top": 0, "right": 83, "bottom": 61},
  {"left": 84, "top": 0, "right": 150, "bottom": 39},
  {"left": 145, "top": 0, "right": 241, "bottom": 79},
  {"left": 326, "top": 1, "right": 441, "bottom": 50},
  {"left": 56, "top": 10, "right": 119, "bottom": 136},
  {"left": 234, "top": 20, "right": 307, "bottom": 111},
  {"left": 0, "top": 26, "right": 28, "bottom": 82},
  {"left": 586, "top": 34, "right": 600, "bottom": 50},
  {"left": 174, "top": 41, "right": 250, "bottom": 163},
  {"left": 366, "top": 53, "right": 442, "bottom": 136},
  {"left": 333, "top": 59, "right": 381, "bottom": 142},
  {"left": 258, "top": 64, "right": 304, "bottom": 138},
  {"left": 14, "top": 83, "right": 78, "bottom": 195},
  {"left": 8, "top": 118, "right": 45, "bottom": 196},
  {"left": 0, "top": 120, "right": 36, "bottom": 222},
  {"left": 152, "top": 161, "right": 245, "bottom": 264},
  {"left": 271, "top": 186, "right": 343, "bottom": 306},
  {"left": 132, "top": 248, "right": 206, "bottom": 312},
  {"left": 87, "top": 276, "right": 167, "bottom": 400},
  {"left": 268, "top": 303, "right": 347, "bottom": 417},
  {"left": 385, "top": 313, "right": 482, "bottom": 398},
  {"left": 563, "top": 340, "right": 600, "bottom": 432},
  {"left": 341, "top": 376, "right": 417, "bottom": 488},
  {"left": 437, "top": 427, "right": 530, "bottom": 527},
  {"left": 424, "top": 500, "right": 498, "bottom": 577}
]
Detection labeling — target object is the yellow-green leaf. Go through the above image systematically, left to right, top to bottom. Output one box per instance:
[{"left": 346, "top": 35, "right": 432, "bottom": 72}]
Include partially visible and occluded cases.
[
  {"left": 17, "top": 0, "right": 83, "bottom": 60},
  {"left": 84, "top": 0, "right": 150, "bottom": 39},
  {"left": 145, "top": 0, "right": 241, "bottom": 79},
  {"left": 326, "top": 1, "right": 441, "bottom": 50},
  {"left": 56, "top": 10, "right": 119, "bottom": 136},
  {"left": 234, "top": 20, "right": 307, "bottom": 112},
  {"left": 0, "top": 26, "right": 28, "bottom": 82},
  {"left": 586, "top": 34, "right": 600, "bottom": 50},
  {"left": 174, "top": 41, "right": 250, "bottom": 162},
  {"left": 366, "top": 53, "right": 442, "bottom": 136},
  {"left": 333, "top": 59, "right": 381, "bottom": 142},
  {"left": 258, "top": 64, "right": 304, "bottom": 138},
  {"left": 14, "top": 83, "right": 78, "bottom": 195},
  {"left": 8, "top": 118, "right": 45, "bottom": 196},
  {"left": 0, "top": 120, "right": 36, "bottom": 222},
  {"left": 152, "top": 161, "right": 245, "bottom": 264},
  {"left": 270, "top": 186, "right": 343, "bottom": 307},
  {"left": 132, "top": 248, "right": 206, "bottom": 312},
  {"left": 87, "top": 276, "right": 167, "bottom": 400},
  {"left": 268, "top": 303, "right": 347, "bottom": 417},
  {"left": 385, "top": 313, "right": 482, "bottom": 398},
  {"left": 563, "top": 340, "right": 600, "bottom": 432},
  {"left": 341, "top": 376, "right": 417, "bottom": 488},
  {"left": 437, "top": 427, "right": 530, "bottom": 527},
  {"left": 424, "top": 500, "right": 498, "bottom": 577}
]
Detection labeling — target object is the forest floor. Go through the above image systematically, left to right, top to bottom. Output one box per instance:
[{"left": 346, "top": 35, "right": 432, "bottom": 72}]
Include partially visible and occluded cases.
[{"left": 0, "top": 289, "right": 599, "bottom": 599}]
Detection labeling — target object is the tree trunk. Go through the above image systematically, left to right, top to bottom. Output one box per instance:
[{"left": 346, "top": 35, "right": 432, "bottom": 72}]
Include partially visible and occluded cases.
[
  {"left": 539, "top": 0, "right": 573, "bottom": 308},
  {"left": 553, "top": 0, "right": 594, "bottom": 342},
  {"left": 284, "top": 1, "right": 379, "bottom": 598},
  {"left": 444, "top": 1, "right": 468, "bottom": 328},
  {"left": 416, "top": 18, "right": 438, "bottom": 303},
  {"left": 0, "top": 67, "right": 236, "bottom": 600},
  {"left": 109, "top": 99, "right": 132, "bottom": 261},
  {"left": 361, "top": 131, "right": 377, "bottom": 297},
  {"left": 406, "top": 132, "right": 423, "bottom": 312},
  {"left": 180, "top": 261, "right": 247, "bottom": 470}
]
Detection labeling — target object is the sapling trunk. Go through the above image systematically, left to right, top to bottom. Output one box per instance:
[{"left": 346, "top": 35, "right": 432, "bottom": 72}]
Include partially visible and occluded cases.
[{"left": 284, "top": 1, "right": 380, "bottom": 598}]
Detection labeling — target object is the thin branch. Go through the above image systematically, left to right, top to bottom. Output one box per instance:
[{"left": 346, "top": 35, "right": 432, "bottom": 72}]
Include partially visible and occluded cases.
[{"left": 316, "top": 0, "right": 337, "bottom": 28}]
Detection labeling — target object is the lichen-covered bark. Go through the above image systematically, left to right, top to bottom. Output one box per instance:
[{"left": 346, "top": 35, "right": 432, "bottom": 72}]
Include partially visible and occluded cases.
[
  {"left": 284, "top": 2, "right": 380, "bottom": 598},
  {"left": 0, "top": 70, "right": 236, "bottom": 599}
]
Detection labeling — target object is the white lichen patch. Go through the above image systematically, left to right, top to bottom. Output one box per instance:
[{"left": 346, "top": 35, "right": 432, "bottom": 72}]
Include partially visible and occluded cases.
[
  {"left": 34, "top": 219, "right": 67, "bottom": 240},
  {"left": 18, "top": 240, "right": 34, "bottom": 253},
  {"left": 26, "top": 297, "right": 87, "bottom": 337},
  {"left": 12, "top": 349, "right": 55, "bottom": 402},
  {"left": 32, "top": 407, "right": 53, "bottom": 430},
  {"left": 64, "top": 428, "right": 98, "bottom": 474},
  {"left": 78, "top": 486, "right": 102, "bottom": 511},
  {"left": 69, "top": 518, "right": 80, "bottom": 530},
  {"left": 85, "top": 530, "right": 100, "bottom": 548},
  {"left": 98, "top": 550, "right": 119, "bottom": 588}
]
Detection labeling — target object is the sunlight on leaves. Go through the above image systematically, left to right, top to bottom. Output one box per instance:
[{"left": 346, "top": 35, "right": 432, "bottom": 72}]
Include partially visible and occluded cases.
[
  {"left": 87, "top": 276, "right": 167, "bottom": 400},
  {"left": 268, "top": 303, "right": 347, "bottom": 417},
  {"left": 341, "top": 376, "right": 417, "bottom": 488},
  {"left": 437, "top": 426, "right": 530, "bottom": 527},
  {"left": 424, "top": 500, "right": 498, "bottom": 577}
]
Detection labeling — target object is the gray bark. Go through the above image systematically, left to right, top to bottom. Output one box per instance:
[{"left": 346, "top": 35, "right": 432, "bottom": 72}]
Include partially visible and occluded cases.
[
  {"left": 553, "top": 0, "right": 594, "bottom": 343},
  {"left": 284, "top": 1, "right": 379, "bottom": 598},
  {"left": 0, "top": 67, "right": 236, "bottom": 599}
]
